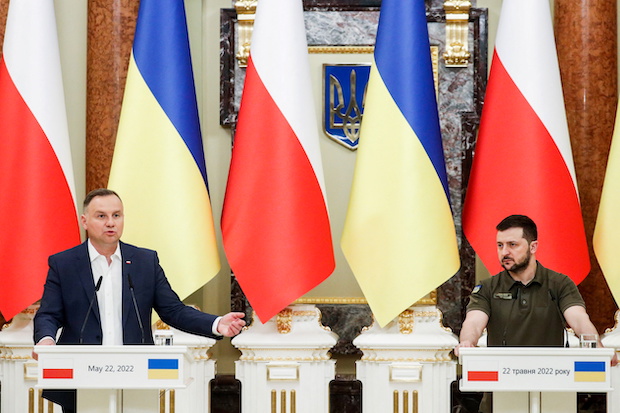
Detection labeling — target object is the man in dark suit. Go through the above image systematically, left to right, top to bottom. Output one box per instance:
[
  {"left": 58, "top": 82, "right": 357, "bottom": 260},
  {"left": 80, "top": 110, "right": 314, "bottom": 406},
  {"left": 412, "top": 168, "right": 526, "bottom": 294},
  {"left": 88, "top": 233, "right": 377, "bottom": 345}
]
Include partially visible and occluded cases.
[{"left": 33, "top": 188, "right": 245, "bottom": 412}]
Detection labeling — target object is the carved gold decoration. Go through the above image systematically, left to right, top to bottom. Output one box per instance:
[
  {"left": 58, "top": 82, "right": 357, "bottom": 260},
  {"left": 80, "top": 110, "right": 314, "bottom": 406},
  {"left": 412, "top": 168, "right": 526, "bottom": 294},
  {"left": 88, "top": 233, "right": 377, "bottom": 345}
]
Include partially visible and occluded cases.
[
  {"left": 235, "top": 0, "right": 258, "bottom": 68},
  {"left": 443, "top": 0, "right": 471, "bottom": 67},
  {"left": 308, "top": 46, "right": 374, "bottom": 54},
  {"left": 309, "top": 46, "right": 438, "bottom": 100},
  {"left": 416, "top": 290, "right": 437, "bottom": 305},
  {"left": 293, "top": 291, "right": 436, "bottom": 306},
  {"left": 293, "top": 297, "right": 367, "bottom": 305},
  {"left": 2, "top": 305, "right": 38, "bottom": 330},
  {"left": 265, "top": 307, "right": 332, "bottom": 334},
  {"left": 276, "top": 308, "right": 293, "bottom": 334},
  {"left": 399, "top": 309, "right": 415, "bottom": 334},
  {"left": 605, "top": 309, "right": 620, "bottom": 333},
  {"left": 291, "top": 310, "right": 319, "bottom": 317},
  {"left": 358, "top": 347, "right": 453, "bottom": 362},
  {"left": 3, "top": 353, "right": 33, "bottom": 360},
  {"left": 237, "top": 353, "right": 331, "bottom": 362},
  {"left": 360, "top": 354, "right": 452, "bottom": 362},
  {"left": 413, "top": 390, "right": 419, "bottom": 413}
]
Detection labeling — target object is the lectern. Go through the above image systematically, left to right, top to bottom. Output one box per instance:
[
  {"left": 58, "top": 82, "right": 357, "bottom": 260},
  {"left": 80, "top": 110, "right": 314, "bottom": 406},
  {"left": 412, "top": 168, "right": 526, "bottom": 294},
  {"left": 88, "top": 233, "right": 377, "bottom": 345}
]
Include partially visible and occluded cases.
[
  {"left": 35, "top": 345, "right": 190, "bottom": 413},
  {"left": 459, "top": 347, "right": 614, "bottom": 413}
]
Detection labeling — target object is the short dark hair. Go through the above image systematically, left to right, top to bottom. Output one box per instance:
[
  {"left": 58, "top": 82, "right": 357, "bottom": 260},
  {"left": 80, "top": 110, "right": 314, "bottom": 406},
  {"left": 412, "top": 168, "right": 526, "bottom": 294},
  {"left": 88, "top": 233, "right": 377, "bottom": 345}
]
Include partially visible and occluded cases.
[
  {"left": 83, "top": 188, "right": 122, "bottom": 211},
  {"left": 496, "top": 215, "right": 538, "bottom": 243}
]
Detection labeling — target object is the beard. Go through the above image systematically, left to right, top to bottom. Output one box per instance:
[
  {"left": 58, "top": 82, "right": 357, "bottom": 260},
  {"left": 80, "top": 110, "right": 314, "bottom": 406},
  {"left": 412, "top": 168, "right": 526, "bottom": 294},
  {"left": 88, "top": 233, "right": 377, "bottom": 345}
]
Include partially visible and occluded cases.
[{"left": 501, "top": 249, "right": 531, "bottom": 274}]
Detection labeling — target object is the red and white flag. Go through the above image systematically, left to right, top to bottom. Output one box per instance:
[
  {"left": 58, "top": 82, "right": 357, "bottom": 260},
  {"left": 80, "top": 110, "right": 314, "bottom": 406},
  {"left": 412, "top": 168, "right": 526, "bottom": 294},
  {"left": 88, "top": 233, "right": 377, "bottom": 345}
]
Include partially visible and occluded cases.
[
  {"left": 0, "top": 0, "right": 80, "bottom": 320},
  {"left": 221, "top": 0, "right": 335, "bottom": 322},
  {"left": 462, "top": 0, "right": 589, "bottom": 283}
]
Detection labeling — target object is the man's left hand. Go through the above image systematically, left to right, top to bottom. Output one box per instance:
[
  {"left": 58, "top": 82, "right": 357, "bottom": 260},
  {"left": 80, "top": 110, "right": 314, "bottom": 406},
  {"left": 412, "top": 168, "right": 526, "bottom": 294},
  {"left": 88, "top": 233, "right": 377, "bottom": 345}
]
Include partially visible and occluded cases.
[{"left": 217, "top": 312, "right": 246, "bottom": 337}]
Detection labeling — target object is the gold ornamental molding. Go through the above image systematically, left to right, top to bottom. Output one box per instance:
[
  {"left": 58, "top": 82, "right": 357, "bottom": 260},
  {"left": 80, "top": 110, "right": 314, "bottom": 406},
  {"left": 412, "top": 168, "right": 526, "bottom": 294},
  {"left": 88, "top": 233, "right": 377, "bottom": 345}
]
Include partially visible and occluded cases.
[
  {"left": 235, "top": 0, "right": 258, "bottom": 68},
  {"left": 443, "top": 0, "right": 471, "bottom": 67},
  {"left": 308, "top": 46, "right": 374, "bottom": 54},
  {"left": 293, "top": 291, "right": 436, "bottom": 306},
  {"left": 293, "top": 297, "right": 367, "bottom": 305},
  {"left": 274, "top": 308, "right": 327, "bottom": 334},
  {"left": 276, "top": 308, "right": 294, "bottom": 334},
  {"left": 399, "top": 309, "right": 415, "bottom": 334},
  {"left": 605, "top": 309, "right": 620, "bottom": 334},
  {"left": 238, "top": 353, "right": 331, "bottom": 362},
  {"left": 360, "top": 353, "right": 453, "bottom": 363},
  {"left": 393, "top": 390, "right": 419, "bottom": 413}
]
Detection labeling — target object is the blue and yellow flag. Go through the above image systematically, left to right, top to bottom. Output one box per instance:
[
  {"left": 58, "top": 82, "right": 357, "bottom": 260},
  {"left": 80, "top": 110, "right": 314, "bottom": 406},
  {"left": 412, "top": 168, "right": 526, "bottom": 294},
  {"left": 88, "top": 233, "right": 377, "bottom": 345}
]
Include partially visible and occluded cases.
[
  {"left": 108, "top": 0, "right": 220, "bottom": 299},
  {"left": 341, "top": 0, "right": 460, "bottom": 327},
  {"left": 594, "top": 101, "right": 620, "bottom": 303},
  {"left": 574, "top": 361, "right": 606, "bottom": 382}
]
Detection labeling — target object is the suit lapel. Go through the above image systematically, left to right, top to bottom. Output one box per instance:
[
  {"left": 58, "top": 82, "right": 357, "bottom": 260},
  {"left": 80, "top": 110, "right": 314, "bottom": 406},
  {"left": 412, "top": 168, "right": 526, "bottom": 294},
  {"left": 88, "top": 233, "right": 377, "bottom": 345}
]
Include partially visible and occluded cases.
[
  {"left": 77, "top": 241, "right": 101, "bottom": 324},
  {"left": 121, "top": 242, "right": 134, "bottom": 329}
]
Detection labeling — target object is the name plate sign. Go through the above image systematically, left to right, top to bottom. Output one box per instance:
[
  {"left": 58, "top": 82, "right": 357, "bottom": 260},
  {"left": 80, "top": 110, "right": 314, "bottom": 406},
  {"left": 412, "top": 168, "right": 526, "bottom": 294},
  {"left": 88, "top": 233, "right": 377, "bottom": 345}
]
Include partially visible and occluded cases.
[
  {"left": 35, "top": 345, "right": 188, "bottom": 389},
  {"left": 459, "top": 347, "right": 614, "bottom": 392}
]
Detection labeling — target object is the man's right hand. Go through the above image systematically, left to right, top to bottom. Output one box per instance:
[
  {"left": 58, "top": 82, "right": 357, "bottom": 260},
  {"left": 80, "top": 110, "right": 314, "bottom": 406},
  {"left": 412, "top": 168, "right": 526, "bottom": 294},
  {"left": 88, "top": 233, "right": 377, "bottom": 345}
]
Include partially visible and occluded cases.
[
  {"left": 32, "top": 337, "right": 55, "bottom": 360},
  {"left": 454, "top": 341, "right": 476, "bottom": 357}
]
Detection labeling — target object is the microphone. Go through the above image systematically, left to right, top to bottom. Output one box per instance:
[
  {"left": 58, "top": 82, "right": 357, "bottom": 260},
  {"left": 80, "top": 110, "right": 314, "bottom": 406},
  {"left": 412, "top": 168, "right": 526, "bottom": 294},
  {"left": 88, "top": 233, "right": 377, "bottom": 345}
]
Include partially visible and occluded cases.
[
  {"left": 127, "top": 274, "right": 145, "bottom": 344},
  {"left": 79, "top": 276, "right": 103, "bottom": 344},
  {"left": 549, "top": 290, "right": 569, "bottom": 347}
]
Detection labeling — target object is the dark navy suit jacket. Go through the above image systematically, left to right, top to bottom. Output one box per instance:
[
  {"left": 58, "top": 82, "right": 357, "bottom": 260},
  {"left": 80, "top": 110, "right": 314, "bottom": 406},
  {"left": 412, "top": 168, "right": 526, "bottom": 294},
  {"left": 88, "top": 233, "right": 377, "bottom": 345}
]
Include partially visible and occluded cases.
[
  {"left": 34, "top": 241, "right": 220, "bottom": 345},
  {"left": 34, "top": 241, "right": 221, "bottom": 411}
]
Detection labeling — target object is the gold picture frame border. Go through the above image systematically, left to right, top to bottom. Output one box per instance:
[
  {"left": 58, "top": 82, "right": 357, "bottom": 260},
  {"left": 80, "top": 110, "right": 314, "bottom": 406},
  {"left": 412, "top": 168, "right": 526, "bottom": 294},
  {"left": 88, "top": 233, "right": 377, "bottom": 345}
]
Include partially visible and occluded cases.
[{"left": 311, "top": 45, "right": 439, "bottom": 94}]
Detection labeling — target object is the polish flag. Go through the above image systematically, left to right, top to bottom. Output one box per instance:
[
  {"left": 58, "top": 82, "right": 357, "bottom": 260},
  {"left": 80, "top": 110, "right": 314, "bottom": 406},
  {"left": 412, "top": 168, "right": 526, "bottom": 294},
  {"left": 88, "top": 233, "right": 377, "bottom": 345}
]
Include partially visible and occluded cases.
[
  {"left": 0, "top": 0, "right": 80, "bottom": 320},
  {"left": 221, "top": 0, "right": 335, "bottom": 322},
  {"left": 462, "top": 0, "right": 589, "bottom": 283},
  {"left": 467, "top": 371, "right": 499, "bottom": 382}
]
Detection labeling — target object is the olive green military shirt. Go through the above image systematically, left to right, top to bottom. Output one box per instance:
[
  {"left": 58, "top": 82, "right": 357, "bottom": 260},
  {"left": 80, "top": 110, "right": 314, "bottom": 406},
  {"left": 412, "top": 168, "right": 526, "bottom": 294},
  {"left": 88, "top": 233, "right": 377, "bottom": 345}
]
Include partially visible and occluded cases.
[{"left": 466, "top": 262, "right": 585, "bottom": 347}]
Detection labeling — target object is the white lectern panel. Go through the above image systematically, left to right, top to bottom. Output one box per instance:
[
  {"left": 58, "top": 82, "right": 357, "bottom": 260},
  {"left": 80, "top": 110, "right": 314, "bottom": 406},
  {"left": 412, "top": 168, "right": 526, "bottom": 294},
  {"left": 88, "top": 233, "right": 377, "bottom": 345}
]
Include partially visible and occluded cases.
[
  {"left": 35, "top": 345, "right": 188, "bottom": 390},
  {"left": 459, "top": 347, "right": 613, "bottom": 392}
]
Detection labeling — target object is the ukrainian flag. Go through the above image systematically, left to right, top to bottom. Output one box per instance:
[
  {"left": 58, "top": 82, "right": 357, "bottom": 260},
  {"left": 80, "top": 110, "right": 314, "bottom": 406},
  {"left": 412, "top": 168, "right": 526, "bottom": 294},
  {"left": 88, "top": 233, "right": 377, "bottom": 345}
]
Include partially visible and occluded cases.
[
  {"left": 108, "top": 0, "right": 220, "bottom": 299},
  {"left": 341, "top": 0, "right": 460, "bottom": 327},
  {"left": 147, "top": 359, "right": 179, "bottom": 380},
  {"left": 574, "top": 361, "right": 606, "bottom": 382}
]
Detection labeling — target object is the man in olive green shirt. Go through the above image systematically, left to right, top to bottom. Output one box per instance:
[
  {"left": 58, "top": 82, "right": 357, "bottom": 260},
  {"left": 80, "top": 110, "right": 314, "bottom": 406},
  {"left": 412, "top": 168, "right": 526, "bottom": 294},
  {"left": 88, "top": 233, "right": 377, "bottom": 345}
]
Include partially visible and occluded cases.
[{"left": 456, "top": 215, "right": 617, "bottom": 366}]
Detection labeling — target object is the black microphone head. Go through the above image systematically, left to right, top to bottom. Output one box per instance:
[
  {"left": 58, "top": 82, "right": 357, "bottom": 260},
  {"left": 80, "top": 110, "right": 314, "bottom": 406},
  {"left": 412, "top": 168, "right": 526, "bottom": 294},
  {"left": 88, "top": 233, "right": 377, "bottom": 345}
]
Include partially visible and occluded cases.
[
  {"left": 126, "top": 273, "right": 145, "bottom": 344},
  {"left": 81, "top": 275, "right": 103, "bottom": 344},
  {"left": 95, "top": 275, "right": 103, "bottom": 291}
]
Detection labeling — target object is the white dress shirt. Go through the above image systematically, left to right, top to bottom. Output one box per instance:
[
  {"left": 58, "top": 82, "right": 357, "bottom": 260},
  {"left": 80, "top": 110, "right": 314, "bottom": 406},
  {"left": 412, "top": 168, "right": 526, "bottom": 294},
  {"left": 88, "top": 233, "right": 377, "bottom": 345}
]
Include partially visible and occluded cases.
[{"left": 88, "top": 240, "right": 123, "bottom": 345}]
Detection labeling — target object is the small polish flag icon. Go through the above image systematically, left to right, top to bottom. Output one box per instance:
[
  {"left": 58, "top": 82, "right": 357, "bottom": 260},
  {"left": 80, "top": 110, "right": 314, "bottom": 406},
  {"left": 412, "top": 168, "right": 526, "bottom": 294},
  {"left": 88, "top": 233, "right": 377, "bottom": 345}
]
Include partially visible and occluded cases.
[{"left": 126, "top": 261, "right": 131, "bottom": 264}]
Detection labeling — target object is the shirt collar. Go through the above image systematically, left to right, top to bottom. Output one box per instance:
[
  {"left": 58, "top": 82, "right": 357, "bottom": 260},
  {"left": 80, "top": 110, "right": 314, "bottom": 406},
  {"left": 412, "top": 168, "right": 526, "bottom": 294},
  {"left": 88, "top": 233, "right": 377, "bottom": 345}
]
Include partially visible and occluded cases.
[
  {"left": 87, "top": 239, "right": 122, "bottom": 263},
  {"left": 499, "top": 261, "right": 543, "bottom": 289}
]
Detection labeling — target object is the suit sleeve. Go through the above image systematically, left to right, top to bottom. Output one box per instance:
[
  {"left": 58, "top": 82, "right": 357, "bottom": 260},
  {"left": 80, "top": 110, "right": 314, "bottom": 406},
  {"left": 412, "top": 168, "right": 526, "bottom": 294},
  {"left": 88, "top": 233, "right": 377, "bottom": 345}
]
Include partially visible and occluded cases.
[
  {"left": 150, "top": 253, "right": 220, "bottom": 339},
  {"left": 33, "top": 256, "right": 65, "bottom": 343}
]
